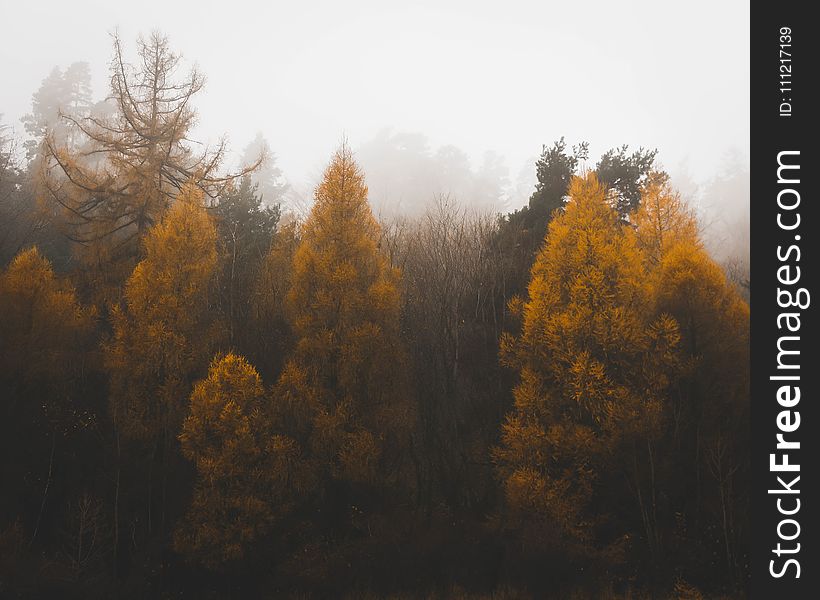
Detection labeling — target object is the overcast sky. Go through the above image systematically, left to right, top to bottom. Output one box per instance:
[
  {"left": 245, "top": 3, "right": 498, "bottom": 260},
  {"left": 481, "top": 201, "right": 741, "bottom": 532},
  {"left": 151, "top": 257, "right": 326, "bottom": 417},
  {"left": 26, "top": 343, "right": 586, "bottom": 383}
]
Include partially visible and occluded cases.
[{"left": 1, "top": 0, "right": 749, "bottom": 199}]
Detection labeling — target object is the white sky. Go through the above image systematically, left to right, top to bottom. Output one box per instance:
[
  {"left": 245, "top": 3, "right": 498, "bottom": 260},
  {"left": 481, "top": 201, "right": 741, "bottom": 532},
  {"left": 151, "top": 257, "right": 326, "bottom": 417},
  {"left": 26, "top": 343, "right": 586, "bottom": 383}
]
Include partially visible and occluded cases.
[{"left": 1, "top": 0, "right": 749, "bottom": 197}]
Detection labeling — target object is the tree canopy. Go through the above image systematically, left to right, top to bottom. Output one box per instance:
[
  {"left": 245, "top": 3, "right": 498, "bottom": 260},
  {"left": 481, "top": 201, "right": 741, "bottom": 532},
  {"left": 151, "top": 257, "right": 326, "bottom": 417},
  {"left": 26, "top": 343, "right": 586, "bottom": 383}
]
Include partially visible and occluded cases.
[{"left": 0, "top": 32, "right": 750, "bottom": 599}]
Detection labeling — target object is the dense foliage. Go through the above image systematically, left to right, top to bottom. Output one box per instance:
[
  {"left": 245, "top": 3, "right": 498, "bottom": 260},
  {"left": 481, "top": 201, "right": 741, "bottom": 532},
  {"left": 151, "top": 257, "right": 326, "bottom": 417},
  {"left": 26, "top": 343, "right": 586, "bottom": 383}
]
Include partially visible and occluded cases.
[{"left": 0, "top": 34, "right": 749, "bottom": 599}]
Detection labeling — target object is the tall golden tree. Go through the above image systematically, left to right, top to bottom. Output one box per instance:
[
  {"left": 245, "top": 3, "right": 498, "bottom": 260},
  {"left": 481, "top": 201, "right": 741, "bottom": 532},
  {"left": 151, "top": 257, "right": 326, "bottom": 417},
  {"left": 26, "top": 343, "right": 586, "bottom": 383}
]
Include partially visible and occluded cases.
[
  {"left": 276, "top": 143, "right": 414, "bottom": 495},
  {"left": 495, "top": 173, "right": 681, "bottom": 562},
  {"left": 106, "top": 183, "right": 221, "bottom": 538},
  {"left": 107, "top": 183, "right": 220, "bottom": 441},
  {"left": 175, "top": 353, "right": 306, "bottom": 568}
]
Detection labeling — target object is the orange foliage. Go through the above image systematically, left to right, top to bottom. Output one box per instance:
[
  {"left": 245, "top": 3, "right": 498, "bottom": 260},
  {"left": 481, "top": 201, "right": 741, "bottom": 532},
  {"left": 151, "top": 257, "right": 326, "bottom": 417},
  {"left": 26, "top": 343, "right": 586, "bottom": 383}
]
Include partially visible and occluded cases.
[
  {"left": 275, "top": 143, "right": 414, "bottom": 492},
  {"left": 495, "top": 173, "right": 681, "bottom": 551},
  {"left": 106, "top": 184, "right": 222, "bottom": 441},
  {"left": 0, "top": 247, "right": 95, "bottom": 395},
  {"left": 175, "top": 353, "right": 306, "bottom": 568}
]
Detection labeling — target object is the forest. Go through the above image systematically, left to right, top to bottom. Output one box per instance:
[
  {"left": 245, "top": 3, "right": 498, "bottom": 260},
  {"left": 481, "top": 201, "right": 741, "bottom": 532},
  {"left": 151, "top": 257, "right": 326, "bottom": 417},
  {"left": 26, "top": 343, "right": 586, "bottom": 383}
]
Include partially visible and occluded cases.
[{"left": 0, "top": 33, "right": 750, "bottom": 599}]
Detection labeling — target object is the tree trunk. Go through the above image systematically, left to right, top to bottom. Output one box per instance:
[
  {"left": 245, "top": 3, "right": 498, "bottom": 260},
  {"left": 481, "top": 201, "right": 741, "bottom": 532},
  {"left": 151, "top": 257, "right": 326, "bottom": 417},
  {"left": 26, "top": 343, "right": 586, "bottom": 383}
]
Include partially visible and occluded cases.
[{"left": 31, "top": 430, "right": 56, "bottom": 545}]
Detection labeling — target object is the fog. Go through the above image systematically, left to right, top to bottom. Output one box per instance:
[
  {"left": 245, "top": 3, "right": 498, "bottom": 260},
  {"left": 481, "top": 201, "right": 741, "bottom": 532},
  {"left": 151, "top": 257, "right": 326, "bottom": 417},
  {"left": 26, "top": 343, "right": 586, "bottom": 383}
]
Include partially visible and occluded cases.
[
  {"left": 1, "top": 0, "right": 748, "bottom": 250},
  {"left": 0, "top": 3, "right": 754, "bottom": 593}
]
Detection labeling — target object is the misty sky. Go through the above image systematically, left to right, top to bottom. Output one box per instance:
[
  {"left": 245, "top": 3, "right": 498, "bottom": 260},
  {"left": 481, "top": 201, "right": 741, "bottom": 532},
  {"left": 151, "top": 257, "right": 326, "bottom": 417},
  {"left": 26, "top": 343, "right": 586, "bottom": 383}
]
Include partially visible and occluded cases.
[{"left": 1, "top": 0, "right": 749, "bottom": 203}]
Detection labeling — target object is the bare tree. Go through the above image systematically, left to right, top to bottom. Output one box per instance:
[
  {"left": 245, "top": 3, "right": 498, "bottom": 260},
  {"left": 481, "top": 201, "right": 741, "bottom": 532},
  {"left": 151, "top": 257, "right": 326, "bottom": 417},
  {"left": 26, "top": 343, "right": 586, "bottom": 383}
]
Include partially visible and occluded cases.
[
  {"left": 41, "top": 32, "right": 261, "bottom": 255},
  {"left": 1, "top": 120, "right": 54, "bottom": 264},
  {"left": 393, "top": 196, "right": 507, "bottom": 514},
  {"left": 49, "top": 493, "right": 111, "bottom": 591}
]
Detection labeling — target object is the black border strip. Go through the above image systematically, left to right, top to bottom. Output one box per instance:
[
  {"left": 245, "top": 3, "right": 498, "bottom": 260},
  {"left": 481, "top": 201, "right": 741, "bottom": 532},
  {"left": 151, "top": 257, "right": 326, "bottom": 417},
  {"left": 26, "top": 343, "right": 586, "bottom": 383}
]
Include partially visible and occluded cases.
[{"left": 751, "top": 4, "right": 816, "bottom": 597}]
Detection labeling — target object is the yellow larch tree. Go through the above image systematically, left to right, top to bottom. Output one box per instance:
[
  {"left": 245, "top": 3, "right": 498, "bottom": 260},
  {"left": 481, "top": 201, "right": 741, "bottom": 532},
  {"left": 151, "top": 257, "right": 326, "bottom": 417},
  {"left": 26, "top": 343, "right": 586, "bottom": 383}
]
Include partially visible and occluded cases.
[
  {"left": 275, "top": 143, "right": 414, "bottom": 498},
  {"left": 495, "top": 172, "right": 682, "bottom": 563},
  {"left": 106, "top": 183, "right": 222, "bottom": 538},
  {"left": 107, "top": 183, "right": 221, "bottom": 442},
  {"left": 0, "top": 247, "right": 96, "bottom": 543},
  {"left": 0, "top": 247, "right": 95, "bottom": 391},
  {"left": 175, "top": 353, "right": 306, "bottom": 568}
]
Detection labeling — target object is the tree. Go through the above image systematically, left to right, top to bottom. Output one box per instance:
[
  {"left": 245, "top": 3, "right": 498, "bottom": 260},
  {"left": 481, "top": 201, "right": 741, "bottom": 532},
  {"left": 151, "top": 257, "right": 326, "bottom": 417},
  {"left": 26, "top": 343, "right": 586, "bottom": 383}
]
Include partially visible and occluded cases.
[
  {"left": 41, "top": 32, "right": 258, "bottom": 262},
  {"left": 21, "top": 62, "right": 93, "bottom": 161},
  {"left": 0, "top": 117, "right": 12, "bottom": 172},
  {"left": 2, "top": 117, "right": 66, "bottom": 267},
  {"left": 0, "top": 120, "right": 34, "bottom": 264},
  {"left": 357, "top": 130, "right": 509, "bottom": 217},
  {"left": 357, "top": 130, "right": 439, "bottom": 217},
  {"left": 240, "top": 133, "right": 289, "bottom": 207},
  {"left": 529, "top": 137, "right": 589, "bottom": 218},
  {"left": 496, "top": 138, "right": 589, "bottom": 299},
  {"left": 277, "top": 143, "right": 414, "bottom": 503},
  {"left": 596, "top": 145, "right": 658, "bottom": 218},
  {"left": 472, "top": 150, "right": 509, "bottom": 213},
  {"left": 699, "top": 152, "right": 750, "bottom": 300},
  {"left": 495, "top": 173, "right": 681, "bottom": 568},
  {"left": 213, "top": 174, "right": 280, "bottom": 346},
  {"left": 106, "top": 183, "right": 221, "bottom": 539},
  {"left": 396, "top": 197, "right": 508, "bottom": 515},
  {"left": 249, "top": 220, "right": 299, "bottom": 381},
  {"left": 649, "top": 240, "right": 750, "bottom": 586},
  {"left": 0, "top": 246, "right": 94, "bottom": 399},
  {"left": 0, "top": 247, "right": 95, "bottom": 544},
  {"left": 175, "top": 353, "right": 305, "bottom": 568}
]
